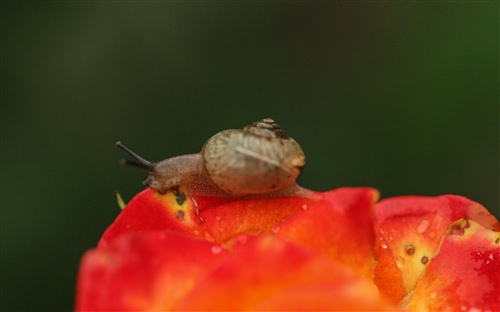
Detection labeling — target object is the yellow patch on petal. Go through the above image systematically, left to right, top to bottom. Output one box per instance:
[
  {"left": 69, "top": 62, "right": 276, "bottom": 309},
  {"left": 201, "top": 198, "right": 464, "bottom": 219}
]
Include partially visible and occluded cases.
[
  {"left": 151, "top": 186, "right": 198, "bottom": 227},
  {"left": 372, "top": 194, "right": 499, "bottom": 298},
  {"left": 382, "top": 214, "right": 442, "bottom": 294},
  {"left": 405, "top": 219, "right": 500, "bottom": 311}
]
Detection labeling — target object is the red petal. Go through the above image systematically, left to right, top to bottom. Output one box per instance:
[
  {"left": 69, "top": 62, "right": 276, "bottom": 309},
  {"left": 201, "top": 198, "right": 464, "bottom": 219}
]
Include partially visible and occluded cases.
[
  {"left": 276, "top": 187, "right": 379, "bottom": 279},
  {"left": 99, "top": 188, "right": 322, "bottom": 246},
  {"left": 99, "top": 189, "right": 198, "bottom": 247},
  {"left": 373, "top": 195, "right": 500, "bottom": 304},
  {"left": 405, "top": 219, "right": 500, "bottom": 311},
  {"left": 373, "top": 227, "right": 405, "bottom": 305},
  {"left": 76, "top": 231, "right": 231, "bottom": 311},
  {"left": 77, "top": 231, "right": 394, "bottom": 311},
  {"left": 177, "top": 235, "right": 393, "bottom": 311}
]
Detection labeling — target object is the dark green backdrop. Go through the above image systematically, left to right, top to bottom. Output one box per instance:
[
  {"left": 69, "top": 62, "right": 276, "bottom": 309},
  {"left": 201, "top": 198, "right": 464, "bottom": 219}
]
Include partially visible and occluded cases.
[{"left": 1, "top": 3, "right": 498, "bottom": 311}]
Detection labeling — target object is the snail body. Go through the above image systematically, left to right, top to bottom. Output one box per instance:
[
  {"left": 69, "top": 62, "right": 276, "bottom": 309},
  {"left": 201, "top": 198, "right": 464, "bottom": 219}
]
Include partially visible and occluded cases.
[{"left": 116, "top": 118, "right": 306, "bottom": 198}]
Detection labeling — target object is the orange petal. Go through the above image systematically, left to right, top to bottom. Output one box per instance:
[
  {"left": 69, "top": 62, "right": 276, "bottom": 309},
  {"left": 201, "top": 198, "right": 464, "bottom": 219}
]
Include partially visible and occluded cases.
[
  {"left": 276, "top": 187, "right": 379, "bottom": 279},
  {"left": 100, "top": 188, "right": 322, "bottom": 246},
  {"left": 99, "top": 189, "right": 199, "bottom": 247},
  {"left": 194, "top": 193, "right": 320, "bottom": 243},
  {"left": 374, "top": 195, "right": 500, "bottom": 302},
  {"left": 405, "top": 219, "right": 500, "bottom": 311},
  {"left": 373, "top": 227, "right": 405, "bottom": 305},
  {"left": 76, "top": 231, "right": 232, "bottom": 311},
  {"left": 77, "top": 231, "right": 394, "bottom": 311},
  {"left": 177, "top": 235, "right": 393, "bottom": 311}
]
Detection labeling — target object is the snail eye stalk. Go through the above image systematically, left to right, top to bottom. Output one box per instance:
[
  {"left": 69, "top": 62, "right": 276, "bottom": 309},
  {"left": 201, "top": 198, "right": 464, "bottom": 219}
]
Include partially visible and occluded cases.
[{"left": 115, "top": 141, "right": 155, "bottom": 172}]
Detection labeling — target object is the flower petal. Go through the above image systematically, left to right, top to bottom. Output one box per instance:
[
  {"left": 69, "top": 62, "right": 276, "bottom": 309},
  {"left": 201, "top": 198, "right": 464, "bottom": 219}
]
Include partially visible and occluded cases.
[
  {"left": 276, "top": 187, "right": 379, "bottom": 279},
  {"left": 99, "top": 188, "right": 321, "bottom": 246},
  {"left": 373, "top": 195, "right": 500, "bottom": 303},
  {"left": 405, "top": 219, "right": 500, "bottom": 311},
  {"left": 373, "top": 227, "right": 405, "bottom": 305},
  {"left": 76, "top": 231, "right": 231, "bottom": 311},
  {"left": 77, "top": 231, "right": 393, "bottom": 311},
  {"left": 177, "top": 235, "right": 393, "bottom": 311}
]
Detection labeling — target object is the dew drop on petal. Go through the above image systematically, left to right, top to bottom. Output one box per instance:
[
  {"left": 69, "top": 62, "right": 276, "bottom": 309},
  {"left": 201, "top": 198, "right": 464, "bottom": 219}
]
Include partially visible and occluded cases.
[
  {"left": 302, "top": 204, "right": 308, "bottom": 210},
  {"left": 215, "top": 215, "right": 221, "bottom": 221},
  {"left": 417, "top": 219, "right": 430, "bottom": 234},
  {"left": 272, "top": 226, "right": 280, "bottom": 233},
  {"left": 219, "top": 227, "right": 224, "bottom": 233},
  {"left": 192, "top": 230, "right": 200, "bottom": 236},
  {"left": 428, "top": 231, "right": 436, "bottom": 238},
  {"left": 204, "top": 232, "right": 215, "bottom": 242},
  {"left": 234, "top": 235, "right": 248, "bottom": 245},
  {"left": 381, "top": 241, "right": 388, "bottom": 249},
  {"left": 211, "top": 245, "right": 222, "bottom": 255},
  {"left": 471, "top": 251, "right": 482, "bottom": 260},
  {"left": 396, "top": 256, "right": 405, "bottom": 268},
  {"left": 421, "top": 256, "right": 429, "bottom": 264}
]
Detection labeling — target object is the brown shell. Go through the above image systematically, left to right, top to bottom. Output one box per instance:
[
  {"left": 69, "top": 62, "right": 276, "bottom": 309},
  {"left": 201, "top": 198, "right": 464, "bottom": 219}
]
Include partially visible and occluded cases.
[{"left": 202, "top": 118, "right": 305, "bottom": 196}]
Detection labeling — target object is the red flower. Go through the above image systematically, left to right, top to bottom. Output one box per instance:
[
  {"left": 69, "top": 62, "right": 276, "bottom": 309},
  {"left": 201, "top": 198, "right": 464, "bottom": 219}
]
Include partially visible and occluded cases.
[{"left": 76, "top": 187, "right": 499, "bottom": 311}]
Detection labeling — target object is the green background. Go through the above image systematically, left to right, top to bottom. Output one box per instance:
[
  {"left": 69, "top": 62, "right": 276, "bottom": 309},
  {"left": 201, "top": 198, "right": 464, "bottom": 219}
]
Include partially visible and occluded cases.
[{"left": 1, "top": 3, "right": 498, "bottom": 311}]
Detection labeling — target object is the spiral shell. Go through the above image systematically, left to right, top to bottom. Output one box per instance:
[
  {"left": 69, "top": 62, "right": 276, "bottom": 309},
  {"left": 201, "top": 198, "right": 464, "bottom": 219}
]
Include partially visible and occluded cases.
[{"left": 202, "top": 118, "right": 305, "bottom": 196}]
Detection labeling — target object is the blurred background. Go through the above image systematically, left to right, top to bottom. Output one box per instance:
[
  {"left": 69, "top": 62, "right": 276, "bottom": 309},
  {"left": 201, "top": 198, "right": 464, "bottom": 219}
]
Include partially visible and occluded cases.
[{"left": 1, "top": 2, "right": 498, "bottom": 310}]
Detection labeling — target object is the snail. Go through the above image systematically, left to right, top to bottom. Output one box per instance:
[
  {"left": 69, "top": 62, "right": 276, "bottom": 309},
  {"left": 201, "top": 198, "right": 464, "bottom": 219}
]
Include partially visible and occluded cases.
[{"left": 116, "top": 118, "right": 309, "bottom": 199}]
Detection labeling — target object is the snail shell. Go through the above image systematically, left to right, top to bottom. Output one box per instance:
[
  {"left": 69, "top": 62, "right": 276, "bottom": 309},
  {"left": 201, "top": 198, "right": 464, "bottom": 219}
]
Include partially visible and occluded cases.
[
  {"left": 116, "top": 118, "right": 305, "bottom": 197},
  {"left": 202, "top": 118, "right": 305, "bottom": 195}
]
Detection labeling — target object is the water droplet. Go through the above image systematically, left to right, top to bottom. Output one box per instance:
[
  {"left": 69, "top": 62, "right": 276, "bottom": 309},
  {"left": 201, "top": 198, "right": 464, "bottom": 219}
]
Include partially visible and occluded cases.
[
  {"left": 302, "top": 204, "right": 308, "bottom": 210},
  {"left": 176, "top": 211, "right": 185, "bottom": 220},
  {"left": 215, "top": 215, "right": 221, "bottom": 221},
  {"left": 417, "top": 219, "right": 430, "bottom": 234},
  {"left": 272, "top": 226, "right": 280, "bottom": 233},
  {"left": 219, "top": 227, "right": 224, "bottom": 233},
  {"left": 192, "top": 230, "right": 200, "bottom": 236},
  {"left": 204, "top": 232, "right": 214, "bottom": 242},
  {"left": 428, "top": 232, "right": 436, "bottom": 238},
  {"left": 234, "top": 235, "right": 248, "bottom": 245},
  {"left": 388, "top": 235, "right": 394, "bottom": 241},
  {"left": 495, "top": 238, "right": 499, "bottom": 244},
  {"left": 381, "top": 241, "right": 388, "bottom": 249},
  {"left": 405, "top": 244, "right": 415, "bottom": 255},
  {"left": 211, "top": 245, "right": 222, "bottom": 255},
  {"left": 471, "top": 251, "right": 483, "bottom": 259},
  {"left": 489, "top": 253, "right": 494, "bottom": 260},
  {"left": 396, "top": 256, "right": 405, "bottom": 268},
  {"left": 421, "top": 256, "right": 429, "bottom": 264}
]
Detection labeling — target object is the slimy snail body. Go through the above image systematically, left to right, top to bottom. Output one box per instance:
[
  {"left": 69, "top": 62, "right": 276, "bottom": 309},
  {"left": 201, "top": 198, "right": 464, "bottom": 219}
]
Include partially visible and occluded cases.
[{"left": 116, "top": 118, "right": 308, "bottom": 198}]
